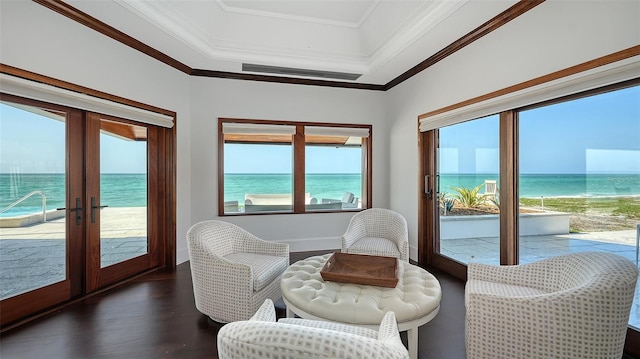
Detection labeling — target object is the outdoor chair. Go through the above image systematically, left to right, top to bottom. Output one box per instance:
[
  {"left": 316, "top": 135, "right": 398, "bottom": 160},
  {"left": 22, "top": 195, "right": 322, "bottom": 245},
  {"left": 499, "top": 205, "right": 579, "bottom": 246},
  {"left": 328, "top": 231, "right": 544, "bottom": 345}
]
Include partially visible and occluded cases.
[
  {"left": 483, "top": 179, "right": 497, "bottom": 199},
  {"left": 322, "top": 191, "right": 358, "bottom": 208},
  {"left": 341, "top": 208, "right": 409, "bottom": 261},
  {"left": 187, "top": 220, "right": 289, "bottom": 323},
  {"left": 465, "top": 252, "right": 638, "bottom": 359},
  {"left": 217, "top": 299, "right": 409, "bottom": 359}
]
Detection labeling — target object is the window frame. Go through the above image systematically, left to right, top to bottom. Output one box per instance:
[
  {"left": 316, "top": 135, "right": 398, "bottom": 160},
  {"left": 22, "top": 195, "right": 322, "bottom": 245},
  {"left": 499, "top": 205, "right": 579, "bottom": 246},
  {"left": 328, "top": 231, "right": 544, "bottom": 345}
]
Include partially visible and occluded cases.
[{"left": 218, "top": 118, "right": 372, "bottom": 216}]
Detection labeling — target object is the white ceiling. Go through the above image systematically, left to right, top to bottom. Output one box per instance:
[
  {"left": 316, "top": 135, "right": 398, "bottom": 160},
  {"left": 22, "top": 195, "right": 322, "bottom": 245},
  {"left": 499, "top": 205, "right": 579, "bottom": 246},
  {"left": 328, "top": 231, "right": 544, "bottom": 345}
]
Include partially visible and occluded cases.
[{"left": 66, "top": 0, "right": 519, "bottom": 85}]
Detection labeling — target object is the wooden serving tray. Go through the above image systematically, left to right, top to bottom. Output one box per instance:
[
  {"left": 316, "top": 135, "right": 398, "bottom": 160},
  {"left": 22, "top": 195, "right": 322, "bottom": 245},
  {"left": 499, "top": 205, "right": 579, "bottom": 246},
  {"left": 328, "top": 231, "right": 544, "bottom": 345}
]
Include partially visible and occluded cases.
[{"left": 320, "top": 252, "right": 398, "bottom": 288}]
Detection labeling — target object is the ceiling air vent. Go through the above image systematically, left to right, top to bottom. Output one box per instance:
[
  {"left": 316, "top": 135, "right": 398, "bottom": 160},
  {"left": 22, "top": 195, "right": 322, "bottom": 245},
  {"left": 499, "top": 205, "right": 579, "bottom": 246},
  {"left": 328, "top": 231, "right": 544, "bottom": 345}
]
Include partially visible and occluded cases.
[{"left": 242, "top": 63, "right": 361, "bottom": 81}]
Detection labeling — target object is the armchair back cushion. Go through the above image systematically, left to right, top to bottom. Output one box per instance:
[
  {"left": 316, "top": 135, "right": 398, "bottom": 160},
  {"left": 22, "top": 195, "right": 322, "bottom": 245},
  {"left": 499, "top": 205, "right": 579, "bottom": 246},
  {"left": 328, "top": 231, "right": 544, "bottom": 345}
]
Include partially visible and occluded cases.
[
  {"left": 341, "top": 208, "right": 409, "bottom": 261},
  {"left": 218, "top": 299, "right": 409, "bottom": 359}
]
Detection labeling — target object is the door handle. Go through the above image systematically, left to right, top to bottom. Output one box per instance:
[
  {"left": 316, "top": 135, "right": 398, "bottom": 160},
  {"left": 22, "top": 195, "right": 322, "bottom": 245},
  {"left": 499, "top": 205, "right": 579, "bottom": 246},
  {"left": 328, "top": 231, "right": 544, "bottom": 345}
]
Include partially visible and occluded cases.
[
  {"left": 424, "top": 175, "right": 433, "bottom": 200},
  {"left": 90, "top": 197, "right": 108, "bottom": 223},
  {"left": 57, "top": 198, "right": 83, "bottom": 225}
]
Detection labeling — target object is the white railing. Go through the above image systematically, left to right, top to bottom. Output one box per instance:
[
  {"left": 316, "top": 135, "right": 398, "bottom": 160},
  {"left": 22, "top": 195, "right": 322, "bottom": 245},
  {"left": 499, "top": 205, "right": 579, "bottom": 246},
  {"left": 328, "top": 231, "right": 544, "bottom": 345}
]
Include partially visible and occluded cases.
[{"left": 0, "top": 190, "right": 47, "bottom": 222}]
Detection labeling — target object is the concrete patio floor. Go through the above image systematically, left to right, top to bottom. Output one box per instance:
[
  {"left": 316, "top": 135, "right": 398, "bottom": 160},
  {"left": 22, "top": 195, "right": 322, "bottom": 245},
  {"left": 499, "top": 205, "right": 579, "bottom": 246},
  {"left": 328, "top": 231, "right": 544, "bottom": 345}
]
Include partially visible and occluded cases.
[{"left": 0, "top": 207, "right": 147, "bottom": 299}]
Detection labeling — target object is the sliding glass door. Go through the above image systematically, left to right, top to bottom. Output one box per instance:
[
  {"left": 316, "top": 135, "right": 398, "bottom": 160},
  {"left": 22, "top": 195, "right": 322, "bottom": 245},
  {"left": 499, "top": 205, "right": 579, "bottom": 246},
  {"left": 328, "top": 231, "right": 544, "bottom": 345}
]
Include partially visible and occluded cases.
[
  {"left": 420, "top": 82, "right": 640, "bottom": 329},
  {"left": 517, "top": 85, "right": 640, "bottom": 329},
  {"left": 436, "top": 115, "right": 500, "bottom": 265}
]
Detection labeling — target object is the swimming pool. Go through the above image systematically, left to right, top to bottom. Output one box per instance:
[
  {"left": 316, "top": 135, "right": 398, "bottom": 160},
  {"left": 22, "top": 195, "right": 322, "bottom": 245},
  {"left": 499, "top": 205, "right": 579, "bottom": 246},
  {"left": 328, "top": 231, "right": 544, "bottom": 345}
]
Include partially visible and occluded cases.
[{"left": 0, "top": 209, "right": 65, "bottom": 227}]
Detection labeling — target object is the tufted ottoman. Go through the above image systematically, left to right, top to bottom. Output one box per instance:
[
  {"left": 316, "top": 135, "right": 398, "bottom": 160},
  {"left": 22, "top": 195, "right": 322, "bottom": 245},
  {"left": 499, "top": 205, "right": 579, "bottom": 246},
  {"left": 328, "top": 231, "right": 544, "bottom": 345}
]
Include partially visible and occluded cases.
[{"left": 281, "top": 253, "right": 441, "bottom": 359}]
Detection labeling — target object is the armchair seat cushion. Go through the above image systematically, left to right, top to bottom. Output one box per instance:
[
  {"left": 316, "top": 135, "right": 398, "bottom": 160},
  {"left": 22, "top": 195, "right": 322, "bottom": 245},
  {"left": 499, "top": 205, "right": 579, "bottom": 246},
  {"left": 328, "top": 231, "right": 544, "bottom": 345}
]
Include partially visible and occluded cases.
[
  {"left": 346, "top": 237, "right": 401, "bottom": 259},
  {"left": 225, "top": 253, "right": 288, "bottom": 292},
  {"left": 465, "top": 280, "right": 547, "bottom": 307}
]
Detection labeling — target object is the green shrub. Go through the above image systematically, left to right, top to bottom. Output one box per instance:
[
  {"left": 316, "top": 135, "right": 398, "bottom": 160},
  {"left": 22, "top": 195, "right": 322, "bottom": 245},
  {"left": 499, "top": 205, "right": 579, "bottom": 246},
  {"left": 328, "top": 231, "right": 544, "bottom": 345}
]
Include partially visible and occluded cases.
[
  {"left": 451, "top": 184, "right": 486, "bottom": 208},
  {"left": 439, "top": 192, "right": 455, "bottom": 214}
]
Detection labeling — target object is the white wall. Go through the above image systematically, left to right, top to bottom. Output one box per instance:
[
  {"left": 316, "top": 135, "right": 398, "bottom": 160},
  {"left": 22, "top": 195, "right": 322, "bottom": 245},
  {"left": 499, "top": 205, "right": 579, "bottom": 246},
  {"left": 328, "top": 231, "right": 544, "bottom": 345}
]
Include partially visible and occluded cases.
[
  {"left": 386, "top": 1, "right": 640, "bottom": 260},
  {"left": 186, "top": 77, "right": 388, "bottom": 262}
]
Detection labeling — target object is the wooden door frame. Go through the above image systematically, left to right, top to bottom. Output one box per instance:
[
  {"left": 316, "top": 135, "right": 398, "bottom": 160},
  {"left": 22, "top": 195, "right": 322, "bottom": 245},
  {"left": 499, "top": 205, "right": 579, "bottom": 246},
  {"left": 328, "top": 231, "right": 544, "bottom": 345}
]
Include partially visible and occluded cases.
[
  {"left": 0, "top": 67, "right": 177, "bottom": 329},
  {"left": 418, "top": 130, "right": 468, "bottom": 279}
]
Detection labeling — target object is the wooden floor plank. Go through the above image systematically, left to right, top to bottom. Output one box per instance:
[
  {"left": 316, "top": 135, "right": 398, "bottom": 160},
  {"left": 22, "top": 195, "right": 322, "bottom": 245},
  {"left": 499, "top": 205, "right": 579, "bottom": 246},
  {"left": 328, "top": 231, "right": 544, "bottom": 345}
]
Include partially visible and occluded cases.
[{"left": 0, "top": 250, "right": 636, "bottom": 358}]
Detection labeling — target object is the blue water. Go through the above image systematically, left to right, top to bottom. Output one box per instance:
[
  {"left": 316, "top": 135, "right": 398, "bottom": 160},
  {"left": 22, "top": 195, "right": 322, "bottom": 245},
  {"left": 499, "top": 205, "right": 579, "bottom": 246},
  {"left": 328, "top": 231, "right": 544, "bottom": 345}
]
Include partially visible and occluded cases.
[
  {"left": 0, "top": 173, "right": 146, "bottom": 217},
  {"left": 2, "top": 173, "right": 639, "bottom": 217},
  {"left": 224, "top": 173, "right": 362, "bottom": 204},
  {"left": 439, "top": 173, "right": 640, "bottom": 198}
]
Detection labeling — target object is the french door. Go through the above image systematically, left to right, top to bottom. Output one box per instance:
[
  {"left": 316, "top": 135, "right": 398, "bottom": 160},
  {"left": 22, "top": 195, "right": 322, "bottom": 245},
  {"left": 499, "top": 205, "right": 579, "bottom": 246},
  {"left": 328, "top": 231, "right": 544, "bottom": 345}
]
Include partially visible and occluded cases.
[
  {"left": 0, "top": 94, "right": 165, "bottom": 327},
  {"left": 84, "top": 112, "right": 160, "bottom": 292}
]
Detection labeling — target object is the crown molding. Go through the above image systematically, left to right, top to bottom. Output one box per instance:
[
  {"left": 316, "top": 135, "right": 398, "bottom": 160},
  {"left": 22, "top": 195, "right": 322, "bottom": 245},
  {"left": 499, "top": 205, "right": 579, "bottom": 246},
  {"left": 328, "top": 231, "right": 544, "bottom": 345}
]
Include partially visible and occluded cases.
[
  {"left": 33, "top": 0, "right": 543, "bottom": 92},
  {"left": 367, "top": 0, "right": 468, "bottom": 74},
  {"left": 385, "top": 0, "right": 545, "bottom": 90}
]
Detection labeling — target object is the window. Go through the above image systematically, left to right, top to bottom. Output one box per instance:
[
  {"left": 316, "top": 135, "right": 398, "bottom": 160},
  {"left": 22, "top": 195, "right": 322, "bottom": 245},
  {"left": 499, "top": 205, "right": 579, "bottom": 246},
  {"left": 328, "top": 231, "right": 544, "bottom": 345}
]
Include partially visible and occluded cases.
[{"left": 218, "top": 119, "right": 371, "bottom": 215}]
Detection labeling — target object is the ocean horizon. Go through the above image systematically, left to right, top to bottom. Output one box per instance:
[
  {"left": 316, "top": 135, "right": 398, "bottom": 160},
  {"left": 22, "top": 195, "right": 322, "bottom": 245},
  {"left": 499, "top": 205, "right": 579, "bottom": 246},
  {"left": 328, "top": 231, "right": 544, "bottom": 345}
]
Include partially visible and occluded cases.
[{"left": 1, "top": 173, "right": 639, "bottom": 216}]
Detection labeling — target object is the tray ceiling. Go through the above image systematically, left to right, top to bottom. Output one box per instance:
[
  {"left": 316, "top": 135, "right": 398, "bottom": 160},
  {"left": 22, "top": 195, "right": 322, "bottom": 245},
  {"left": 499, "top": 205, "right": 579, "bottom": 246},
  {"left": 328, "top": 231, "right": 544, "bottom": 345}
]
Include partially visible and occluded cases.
[{"left": 65, "top": 0, "right": 519, "bottom": 85}]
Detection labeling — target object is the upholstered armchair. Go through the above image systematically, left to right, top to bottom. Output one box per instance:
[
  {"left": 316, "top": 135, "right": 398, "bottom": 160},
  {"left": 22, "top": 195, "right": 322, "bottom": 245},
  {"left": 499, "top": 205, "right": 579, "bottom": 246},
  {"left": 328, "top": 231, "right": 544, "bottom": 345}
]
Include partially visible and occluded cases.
[
  {"left": 341, "top": 208, "right": 409, "bottom": 261},
  {"left": 187, "top": 220, "right": 289, "bottom": 323},
  {"left": 465, "top": 252, "right": 638, "bottom": 359},
  {"left": 217, "top": 299, "right": 409, "bottom": 359}
]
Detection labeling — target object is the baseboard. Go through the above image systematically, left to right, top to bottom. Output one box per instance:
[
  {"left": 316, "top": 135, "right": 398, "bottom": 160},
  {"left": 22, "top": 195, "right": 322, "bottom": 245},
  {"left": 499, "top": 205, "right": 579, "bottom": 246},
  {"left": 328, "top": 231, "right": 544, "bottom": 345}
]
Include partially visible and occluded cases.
[
  {"left": 278, "top": 236, "right": 340, "bottom": 252},
  {"left": 409, "top": 244, "right": 418, "bottom": 262},
  {"left": 176, "top": 247, "right": 190, "bottom": 265}
]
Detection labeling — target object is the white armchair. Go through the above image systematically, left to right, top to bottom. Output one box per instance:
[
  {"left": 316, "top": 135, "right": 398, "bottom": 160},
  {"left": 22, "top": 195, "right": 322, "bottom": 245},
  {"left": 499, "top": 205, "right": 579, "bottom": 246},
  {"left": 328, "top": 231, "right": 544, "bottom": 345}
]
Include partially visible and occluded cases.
[
  {"left": 341, "top": 208, "right": 409, "bottom": 261},
  {"left": 187, "top": 220, "right": 289, "bottom": 323},
  {"left": 465, "top": 252, "right": 638, "bottom": 359},
  {"left": 217, "top": 299, "right": 409, "bottom": 359}
]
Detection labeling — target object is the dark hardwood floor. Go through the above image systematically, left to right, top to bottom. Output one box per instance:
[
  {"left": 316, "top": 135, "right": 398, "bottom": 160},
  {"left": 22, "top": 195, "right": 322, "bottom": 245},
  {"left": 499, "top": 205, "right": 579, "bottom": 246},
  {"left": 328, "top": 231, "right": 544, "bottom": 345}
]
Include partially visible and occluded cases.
[{"left": 0, "top": 250, "right": 635, "bottom": 358}]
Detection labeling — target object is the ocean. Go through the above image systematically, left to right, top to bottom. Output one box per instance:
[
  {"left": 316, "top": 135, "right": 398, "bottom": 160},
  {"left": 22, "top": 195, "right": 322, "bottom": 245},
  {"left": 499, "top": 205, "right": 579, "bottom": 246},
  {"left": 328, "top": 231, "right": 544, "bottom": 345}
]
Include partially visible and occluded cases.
[
  {"left": 0, "top": 173, "right": 147, "bottom": 216},
  {"left": 1, "top": 173, "right": 639, "bottom": 216},
  {"left": 224, "top": 173, "right": 362, "bottom": 204},
  {"left": 439, "top": 174, "right": 640, "bottom": 198}
]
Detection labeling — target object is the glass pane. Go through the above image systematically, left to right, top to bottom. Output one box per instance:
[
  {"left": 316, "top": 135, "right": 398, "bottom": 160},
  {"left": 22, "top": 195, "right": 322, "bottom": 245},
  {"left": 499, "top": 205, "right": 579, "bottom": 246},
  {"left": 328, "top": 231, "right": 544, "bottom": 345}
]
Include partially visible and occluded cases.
[
  {"left": 518, "top": 85, "right": 640, "bottom": 329},
  {"left": 0, "top": 101, "right": 67, "bottom": 299},
  {"left": 437, "top": 115, "right": 500, "bottom": 264},
  {"left": 99, "top": 120, "right": 148, "bottom": 267},
  {"left": 305, "top": 132, "right": 362, "bottom": 211},
  {"left": 224, "top": 139, "right": 293, "bottom": 214}
]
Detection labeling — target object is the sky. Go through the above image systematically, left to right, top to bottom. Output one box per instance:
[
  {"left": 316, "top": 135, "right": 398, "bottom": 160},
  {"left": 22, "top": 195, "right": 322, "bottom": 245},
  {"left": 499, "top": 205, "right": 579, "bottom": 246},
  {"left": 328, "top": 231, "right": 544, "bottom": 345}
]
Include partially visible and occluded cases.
[
  {"left": 1, "top": 85, "right": 639, "bottom": 175},
  {"left": 439, "top": 85, "right": 640, "bottom": 174},
  {"left": 0, "top": 103, "right": 146, "bottom": 174},
  {"left": 224, "top": 143, "right": 362, "bottom": 174}
]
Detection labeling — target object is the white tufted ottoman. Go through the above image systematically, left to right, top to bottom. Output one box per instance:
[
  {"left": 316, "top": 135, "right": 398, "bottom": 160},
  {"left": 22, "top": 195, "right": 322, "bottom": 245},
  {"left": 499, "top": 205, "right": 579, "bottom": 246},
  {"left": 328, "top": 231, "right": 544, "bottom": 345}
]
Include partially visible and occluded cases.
[{"left": 281, "top": 253, "right": 442, "bottom": 359}]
